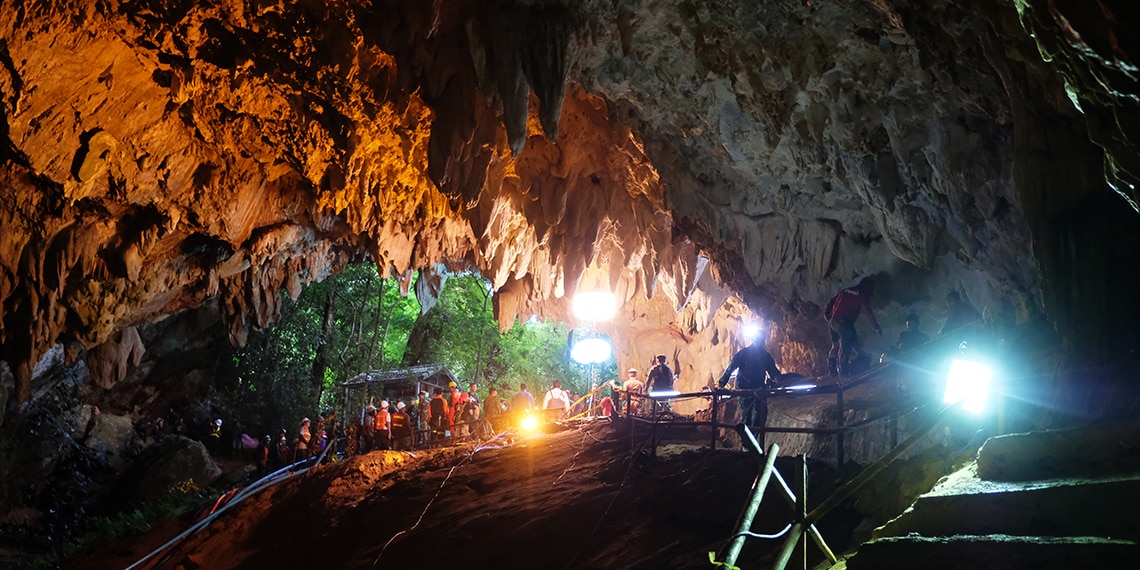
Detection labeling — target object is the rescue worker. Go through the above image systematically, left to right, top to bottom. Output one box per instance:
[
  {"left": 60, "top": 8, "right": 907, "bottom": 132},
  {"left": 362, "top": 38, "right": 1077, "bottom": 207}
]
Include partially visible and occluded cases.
[
  {"left": 825, "top": 277, "right": 882, "bottom": 377},
  {"left": 938, "top": 291, "right": 981, "bottom": 338},
  {"left": 895, "top": 313, "right": 931, "bottom": 354},
  {"left": 718, "top": 341, "right": 783, "bottom": 450},
  {"left": 647, "top": 354, "right": 676, "bottom": 413},
  {"left": 647, "top": 355, "right": 674, "bottom": 393},
  {"left": 621, "top": 369, "right": 645, "bottom": 416},
  {"left": 542, "top": 380, "right": 572, "bottom": 415},
  {"left": 447, "top": 382, "right": 464, "bottom": 434},
  {"left": 511, "top": 382, "right": 535, "bottom": 412},
  {"left": 466, "top": 383, "right": 481, "bottom": 409},
  {"left": 429, "top": 387, "right": 450, "bottom": 441},
  {"left": 483, "top": 387, "right": 503, "bottom": 431},
  {"left": 457, "top": 390, "right": 480, "bottom": 437},
  {"left": 413, "top": 391, "right": 430, "bottom": 445},
  {"left": 373, "top": 402, "right": 392, "bottom": 450},
  {"left": 390, "top": 402, "right": 411, "bottom": 450},
  {"left": 361, "top": 405, "right": 376, "bottom": 453},
  {"left": 295, "top": 418, "right": 311, "bottom": 463},
  {"left": 207, "top": 419, "right": 222, "bottom": 455},
  {"left": 276, "top": 429, "right": 290, "bottom": 466},
  {"left": 258, "top": 435, "right": 271, "bottom": 477}
]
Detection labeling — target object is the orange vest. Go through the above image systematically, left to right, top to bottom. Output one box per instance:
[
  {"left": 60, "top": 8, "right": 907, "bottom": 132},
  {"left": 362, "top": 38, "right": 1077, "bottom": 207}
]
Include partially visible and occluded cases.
[
  {"left": 374, "top": 410, "right": 390, "bottom": 431},
  {"left": 391, "top": 411, "right": 408, "bottom": 431}
]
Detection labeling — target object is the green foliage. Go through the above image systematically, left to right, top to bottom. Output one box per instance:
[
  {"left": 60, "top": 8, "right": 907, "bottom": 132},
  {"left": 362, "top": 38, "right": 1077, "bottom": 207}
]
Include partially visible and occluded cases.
[
  {"left": 222, "top": 263, "right": 421, "bottom": 436},
  {"left": 222, "top": 265, "right": 616, "bottom": 434},
  {"left": 401, "top": 275, "right": 610, "bottom": 399},
  {"left": 21, "top": 479, "right": 211, "bottom": 569}
]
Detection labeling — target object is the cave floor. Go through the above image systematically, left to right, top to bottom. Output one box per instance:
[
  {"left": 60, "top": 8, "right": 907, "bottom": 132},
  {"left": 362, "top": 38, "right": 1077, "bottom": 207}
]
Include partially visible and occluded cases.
[{"left": 68, "top": 421, "right": 865, "bottom": 569}]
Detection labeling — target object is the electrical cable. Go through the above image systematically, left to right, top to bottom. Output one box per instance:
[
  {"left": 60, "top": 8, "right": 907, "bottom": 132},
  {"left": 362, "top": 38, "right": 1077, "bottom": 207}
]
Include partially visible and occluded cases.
[
  {"left": 370, "top": 430, "right": 511, "bottom": 568},
  {"left": 563, "top": 436, "right": 639, "bottom": 570},
  {"left": 128, "top": 440, "right": 339, "bottom": 570},
  {"left": 732, "top": 523, "right": 793, "bottom": 540}
]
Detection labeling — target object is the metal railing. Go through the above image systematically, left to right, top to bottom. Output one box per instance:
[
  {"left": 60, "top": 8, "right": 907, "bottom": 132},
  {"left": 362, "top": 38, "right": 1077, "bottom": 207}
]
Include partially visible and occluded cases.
[{"left": 611, "top": 332, "right": 972, "bottom": 467}]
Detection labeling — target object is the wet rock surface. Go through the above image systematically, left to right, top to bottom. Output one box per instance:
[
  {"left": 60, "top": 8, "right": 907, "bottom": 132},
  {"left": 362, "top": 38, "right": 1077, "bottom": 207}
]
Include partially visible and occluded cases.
[
  {"left": 0, "top": 0, "right": 1136, "bottom": 406},
  {"left": 0, "top": 1, "right": 1138, "bottom": 566},
  {"left": 65, "top": 423, "right": 949, "bottom": 570}
]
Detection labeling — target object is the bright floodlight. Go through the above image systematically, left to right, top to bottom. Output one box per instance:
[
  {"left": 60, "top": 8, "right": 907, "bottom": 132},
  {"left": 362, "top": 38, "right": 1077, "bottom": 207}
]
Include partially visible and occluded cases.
[
  {"left": 572, "top": 291, "right": 617, "bottom": 322},
  {"left": 743, "top": 322, "right": 762, "bottom": 341},
  {"left": 570, "top": 337, "right": 612, "bottom": 364},
  {"left": 943, "top": 359, "right": 992, "bottom": 414},
  {"left": 786, "top": 384, "right": 817, "bottom": 391},
  {"left": 649, "top": 390, "right": 680, "bottom": 398},
  {"left": 520, "top": 414, "right": 539, "bottom": 432}
]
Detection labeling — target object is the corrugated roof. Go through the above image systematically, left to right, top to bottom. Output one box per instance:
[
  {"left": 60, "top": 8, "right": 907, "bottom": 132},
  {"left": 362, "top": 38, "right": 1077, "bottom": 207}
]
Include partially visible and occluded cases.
[{"left": 341, "top": 363, "right": 458, "bottom": 388}]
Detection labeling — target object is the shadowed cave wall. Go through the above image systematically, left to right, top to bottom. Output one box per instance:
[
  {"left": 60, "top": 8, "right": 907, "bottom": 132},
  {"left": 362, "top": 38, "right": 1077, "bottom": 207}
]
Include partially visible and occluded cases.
[{"left": 0, "top": 0, "right": 1137, "bottom": 448}]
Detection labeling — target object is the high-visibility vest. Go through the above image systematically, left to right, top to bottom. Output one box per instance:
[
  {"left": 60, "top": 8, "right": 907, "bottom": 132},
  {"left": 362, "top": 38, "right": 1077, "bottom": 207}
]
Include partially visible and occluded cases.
[
  {"left": 374, "top": 410, "right": 390, "bottom": 431},
  {"left": 391, "top": 411, "right": 408, "bottom": 431}
]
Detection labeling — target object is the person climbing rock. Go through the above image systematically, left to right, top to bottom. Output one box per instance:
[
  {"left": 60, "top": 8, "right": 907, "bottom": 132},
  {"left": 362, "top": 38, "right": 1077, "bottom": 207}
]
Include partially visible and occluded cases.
[
  {"left": 825, "top": 277, "right": 882, "bottom": 377},
  {"left": 938, "top": 291, "right": 981, "bottom": 338}
]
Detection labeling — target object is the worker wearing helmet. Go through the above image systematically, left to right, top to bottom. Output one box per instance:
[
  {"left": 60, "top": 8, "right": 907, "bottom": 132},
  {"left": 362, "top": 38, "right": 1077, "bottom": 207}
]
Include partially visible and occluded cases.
[
  {"left": 447, "top": 382, "right": 463, "bottom": 431},
  {"left": 373, "top": 402, "right": 391, "bottom": 450},
  {"left": 391, "top": 402, "right": 411, "bottom": 450},
  {"left": 294, "top": 418, "right": 311, "bottom": 464}
]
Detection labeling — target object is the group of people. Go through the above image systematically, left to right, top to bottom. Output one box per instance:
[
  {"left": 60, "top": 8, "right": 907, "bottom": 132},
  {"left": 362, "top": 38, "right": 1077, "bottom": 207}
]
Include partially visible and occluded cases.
[
  {"left": 704, "top": 277, "right": 988, "bottom": 449},
  {"left": 825, "top": 278, "right": 984, "bottom": 377},
  {"left": 601, "top": 355, "right": 677, "bottom": 416},
  {"left": 361, "top": 400, "right": 416, "bottom": 451}
]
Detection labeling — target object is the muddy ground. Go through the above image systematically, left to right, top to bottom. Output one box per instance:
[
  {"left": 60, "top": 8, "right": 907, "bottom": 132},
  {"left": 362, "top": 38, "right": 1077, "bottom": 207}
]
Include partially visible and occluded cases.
[{"left": 67, "top": 418, "right": 957, "bottom": 569}]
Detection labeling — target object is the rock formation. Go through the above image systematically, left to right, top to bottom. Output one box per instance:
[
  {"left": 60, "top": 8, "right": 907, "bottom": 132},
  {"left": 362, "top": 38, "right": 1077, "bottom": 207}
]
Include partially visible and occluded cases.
[{"left": 1, "top": 0, "right": 1137, "bottom": 410}]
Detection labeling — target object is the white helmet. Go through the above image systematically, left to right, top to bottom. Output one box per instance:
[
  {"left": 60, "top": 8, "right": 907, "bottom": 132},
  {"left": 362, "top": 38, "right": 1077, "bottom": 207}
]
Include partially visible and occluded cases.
[
  {"left": 380, "top": 400, "right": 389, "bottom": 409},
  {"left": 397, "top": 401, "right": 406, "bottom": 410}
]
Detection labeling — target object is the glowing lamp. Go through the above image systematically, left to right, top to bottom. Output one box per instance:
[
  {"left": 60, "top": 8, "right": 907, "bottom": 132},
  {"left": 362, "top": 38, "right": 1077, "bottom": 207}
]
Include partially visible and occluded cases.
[
  {"left": 572, "top": 291, "right": 617, "bottom": 322},
  {"left": 743, "top": 322, "right": 762, "bottom": 341},
  {"left": 571, "top": 337, "right": 612, "bottom": 364},
  {"left": 943, "top": 359, "right": 992, "bottom": 414},
  {"left": 785, "top": 384, "right": 816, "bottom": 391},
  {"left": 649, "top": 390, "right": 680, "bottom": 398},
  {"left": 520, "top": 414, "right": 539, "bottom": 432}
]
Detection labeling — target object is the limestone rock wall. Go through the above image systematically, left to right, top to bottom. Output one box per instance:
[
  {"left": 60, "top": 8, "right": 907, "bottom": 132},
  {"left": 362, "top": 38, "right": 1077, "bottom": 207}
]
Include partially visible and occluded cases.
[{"left": 1, "top": 0, "right": 1138, "bottom": 408}]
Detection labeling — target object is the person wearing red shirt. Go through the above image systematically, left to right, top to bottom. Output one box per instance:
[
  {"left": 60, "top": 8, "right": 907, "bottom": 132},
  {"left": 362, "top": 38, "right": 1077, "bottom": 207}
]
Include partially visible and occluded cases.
[{"left": 824, "top": 277, "right": 882, "bottom": 377}]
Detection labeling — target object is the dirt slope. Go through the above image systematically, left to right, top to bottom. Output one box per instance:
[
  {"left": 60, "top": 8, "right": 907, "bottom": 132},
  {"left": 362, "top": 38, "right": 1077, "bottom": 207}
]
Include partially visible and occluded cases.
[{"left": 74, "top": 421, "right": 869, "bottom": 569}]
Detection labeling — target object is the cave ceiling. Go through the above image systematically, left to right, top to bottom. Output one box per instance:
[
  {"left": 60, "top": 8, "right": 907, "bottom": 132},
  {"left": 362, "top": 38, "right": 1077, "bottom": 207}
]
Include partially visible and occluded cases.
[{"left": 1, "top": 0, "right": 1138, "bottom": 404}]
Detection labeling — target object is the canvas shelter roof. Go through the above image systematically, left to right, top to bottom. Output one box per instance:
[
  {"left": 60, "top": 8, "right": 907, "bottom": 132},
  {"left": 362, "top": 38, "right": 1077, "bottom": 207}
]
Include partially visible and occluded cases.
[{"left": 342, "top": 363, "right": 458, "bottom": 391}]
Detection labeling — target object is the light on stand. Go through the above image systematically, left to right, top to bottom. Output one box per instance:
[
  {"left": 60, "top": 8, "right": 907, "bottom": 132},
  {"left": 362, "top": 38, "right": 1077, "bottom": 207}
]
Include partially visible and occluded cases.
[
  {"left": 570, "top": 337, "right": 612, "bottom": 364},
  {"left": 943, "top": 358, "right": 992, "bottom": 414}
]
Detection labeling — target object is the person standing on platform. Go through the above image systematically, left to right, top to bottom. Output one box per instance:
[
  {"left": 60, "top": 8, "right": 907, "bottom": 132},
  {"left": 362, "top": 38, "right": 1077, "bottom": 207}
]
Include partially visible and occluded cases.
[{"left": 718, "top": 341, "right": 783, "bottom": 450}]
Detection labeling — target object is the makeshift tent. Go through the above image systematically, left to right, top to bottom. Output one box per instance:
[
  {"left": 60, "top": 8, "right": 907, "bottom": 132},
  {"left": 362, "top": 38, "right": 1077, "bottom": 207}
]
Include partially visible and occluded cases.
[{"left": 342, "top": 364, "right": 459, "bottom": 420}]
